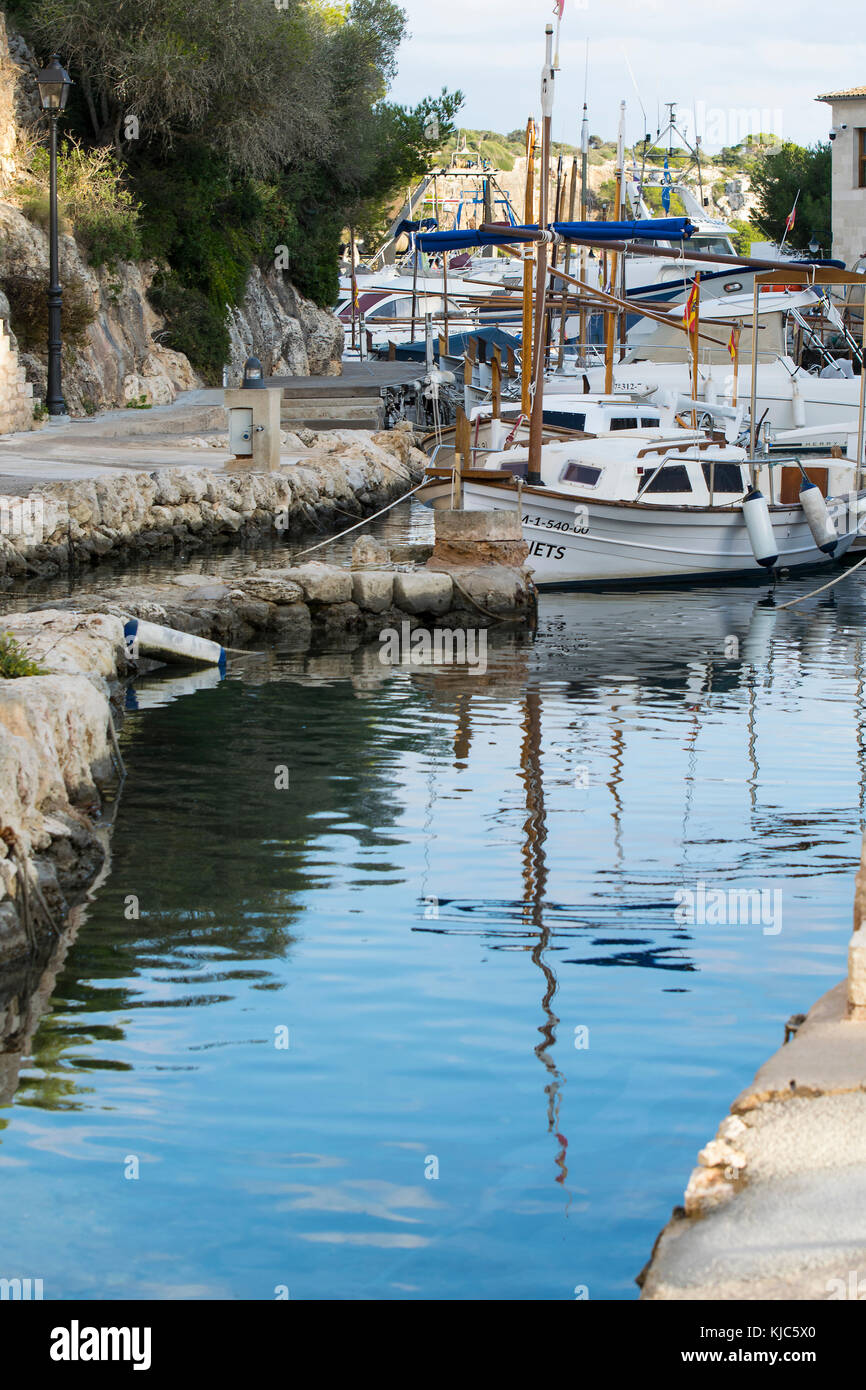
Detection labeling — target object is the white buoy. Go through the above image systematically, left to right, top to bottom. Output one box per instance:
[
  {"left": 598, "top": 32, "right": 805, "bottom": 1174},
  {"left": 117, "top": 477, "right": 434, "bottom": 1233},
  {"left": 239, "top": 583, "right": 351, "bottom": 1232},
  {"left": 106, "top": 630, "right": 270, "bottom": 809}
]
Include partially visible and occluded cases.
[
  {"left": 799, "top": 478, "right": 838, "bottom": 555},
  {"left": 742, "top": 488, "right": 778, "bottom": 569},
  {"left": 124, "top": 619, "right": 227, "bottom": 670}
]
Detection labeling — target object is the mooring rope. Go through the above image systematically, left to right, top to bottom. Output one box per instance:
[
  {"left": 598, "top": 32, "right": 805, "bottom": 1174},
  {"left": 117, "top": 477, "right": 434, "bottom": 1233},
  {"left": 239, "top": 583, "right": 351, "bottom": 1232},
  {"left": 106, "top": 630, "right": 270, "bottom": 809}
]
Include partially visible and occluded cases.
[
  {"left": 292, "top": 479, "right": 430, "bottom": 559},
  {"left": 777, "top": 550, "right": 866, "bottom": 609}
]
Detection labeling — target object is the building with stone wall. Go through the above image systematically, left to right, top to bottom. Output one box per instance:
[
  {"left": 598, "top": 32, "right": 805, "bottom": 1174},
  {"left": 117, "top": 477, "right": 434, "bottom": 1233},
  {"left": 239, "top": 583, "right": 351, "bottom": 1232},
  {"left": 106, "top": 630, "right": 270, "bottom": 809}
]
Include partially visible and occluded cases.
[{"left": 817, "top": 86, "right": 866, "bottom": 269}]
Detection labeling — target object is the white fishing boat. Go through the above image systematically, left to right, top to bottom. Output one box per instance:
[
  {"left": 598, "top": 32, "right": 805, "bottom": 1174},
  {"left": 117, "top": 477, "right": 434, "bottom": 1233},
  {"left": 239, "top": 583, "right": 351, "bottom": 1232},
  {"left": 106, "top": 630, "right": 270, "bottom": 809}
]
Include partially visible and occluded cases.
[{"left": 419, "top": 427, "right": 860, "bottom": 588}]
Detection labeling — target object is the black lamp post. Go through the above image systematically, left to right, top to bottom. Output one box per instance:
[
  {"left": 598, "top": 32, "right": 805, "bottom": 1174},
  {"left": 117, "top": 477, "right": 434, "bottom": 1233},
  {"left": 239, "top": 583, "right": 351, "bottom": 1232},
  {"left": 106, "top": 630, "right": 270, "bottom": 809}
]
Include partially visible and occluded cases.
[{"left": 34, "top": 54, "right": 72, "bottom": 419}]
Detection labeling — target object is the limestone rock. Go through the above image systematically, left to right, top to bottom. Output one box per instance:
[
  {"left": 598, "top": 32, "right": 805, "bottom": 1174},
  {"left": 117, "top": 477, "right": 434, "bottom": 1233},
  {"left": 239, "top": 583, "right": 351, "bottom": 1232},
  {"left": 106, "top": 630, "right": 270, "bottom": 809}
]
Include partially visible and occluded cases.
[
  {"left": 226, "top": 265, "right": 343, "bottom": 380},
  {"left": 351, "top": 534, "right": 390, "bottom": 569},
  {"left": 288, "top": 562, "right": 353, "bottom": 604},
  {"left": 352, "top": 570, "right": 394, "bottom": 613},
  {"left": 236, "top": 571, "right": 304, "bottom": 605},
  {"left": 393, "top": 571, "right": 453, "bottom": 615},
  {"left": 271, "top": 602, "right": 312, "bottom": 648},
  {"left": 698, "top": 1139, "right": 747, "bottom": 1171},
  {"left": 683, "top": 1164, "right": 736, "bottom": 1216}
]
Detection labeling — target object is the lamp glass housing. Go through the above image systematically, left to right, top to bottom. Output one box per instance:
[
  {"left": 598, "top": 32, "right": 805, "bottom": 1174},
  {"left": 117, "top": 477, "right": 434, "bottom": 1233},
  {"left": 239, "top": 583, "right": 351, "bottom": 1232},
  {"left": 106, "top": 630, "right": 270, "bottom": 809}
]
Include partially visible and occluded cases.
[{"left": 36, "top": 56, "right": 72, "bottom": 112}]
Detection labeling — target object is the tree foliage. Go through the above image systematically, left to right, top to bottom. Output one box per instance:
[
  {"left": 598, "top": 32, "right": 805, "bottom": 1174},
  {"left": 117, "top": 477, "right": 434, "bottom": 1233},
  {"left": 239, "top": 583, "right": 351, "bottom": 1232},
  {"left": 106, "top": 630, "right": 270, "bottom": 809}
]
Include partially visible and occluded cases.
[
  {"left": 5, "top": 0, "right": 462, "bottom": 374},
  {"left": 750, "top": 141, "right": 831, "bottom": 252}
]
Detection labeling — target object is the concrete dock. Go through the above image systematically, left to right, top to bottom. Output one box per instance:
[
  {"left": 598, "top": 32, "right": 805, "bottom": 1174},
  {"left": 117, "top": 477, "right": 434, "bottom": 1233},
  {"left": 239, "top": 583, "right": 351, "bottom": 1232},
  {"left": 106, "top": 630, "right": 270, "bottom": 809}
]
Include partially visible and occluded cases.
[{"left": 640, "top": 847, "right": 866, "bottom": 1301}]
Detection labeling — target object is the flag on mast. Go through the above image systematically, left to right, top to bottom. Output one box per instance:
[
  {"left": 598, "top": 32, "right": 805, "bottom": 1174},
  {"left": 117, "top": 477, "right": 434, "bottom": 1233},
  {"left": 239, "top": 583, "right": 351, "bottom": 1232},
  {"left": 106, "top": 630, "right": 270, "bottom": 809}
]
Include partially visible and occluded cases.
[
  {"left": 785, "top": 203, "right": 797, "bottom": 232},
  {"left": 683, "top": 280, "right": 699, "bottom": 335},
  {"left": 727, "top": 322, "right": 741, "bottom": 361}
]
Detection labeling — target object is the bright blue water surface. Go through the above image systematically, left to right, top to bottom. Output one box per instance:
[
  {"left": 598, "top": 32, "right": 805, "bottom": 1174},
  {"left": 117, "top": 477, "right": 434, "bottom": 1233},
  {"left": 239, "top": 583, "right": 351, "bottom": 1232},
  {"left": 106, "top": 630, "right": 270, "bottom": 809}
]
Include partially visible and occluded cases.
[{"left": 2, "top": 556, "right": 866, "bottom": 1300}]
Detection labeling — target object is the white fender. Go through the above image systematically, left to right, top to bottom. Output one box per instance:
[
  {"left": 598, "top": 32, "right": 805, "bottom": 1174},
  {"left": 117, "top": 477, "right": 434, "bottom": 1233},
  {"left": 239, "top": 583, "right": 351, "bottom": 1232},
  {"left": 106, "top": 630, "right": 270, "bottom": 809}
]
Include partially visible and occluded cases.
[
  {"left": 791, "top": 383, "right": 806, "bottom": 429},
  {"left": 799, "top": 478, "right": 838, "bottom": 555},
  {"left": 742, "top": 488, "right": 778, "bottom": 569},
  {"left": 124, "top": 619, "right": 227, "bottom": 670}
]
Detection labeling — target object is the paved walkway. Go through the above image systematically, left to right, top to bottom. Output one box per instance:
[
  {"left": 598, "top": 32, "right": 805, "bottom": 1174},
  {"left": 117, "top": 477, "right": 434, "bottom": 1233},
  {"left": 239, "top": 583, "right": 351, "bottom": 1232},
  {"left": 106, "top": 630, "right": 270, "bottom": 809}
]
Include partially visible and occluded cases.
[{"left": 0, "top": 390, "right": 231, "bottom": 493}]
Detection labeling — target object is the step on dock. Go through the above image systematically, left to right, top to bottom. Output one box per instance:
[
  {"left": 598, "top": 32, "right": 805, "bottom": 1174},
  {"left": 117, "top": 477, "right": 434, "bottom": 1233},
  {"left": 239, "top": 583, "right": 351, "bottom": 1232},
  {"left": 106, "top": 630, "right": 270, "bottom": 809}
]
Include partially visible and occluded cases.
[{"left": 270, "top": 360, "right": 423, "bottom": 433}]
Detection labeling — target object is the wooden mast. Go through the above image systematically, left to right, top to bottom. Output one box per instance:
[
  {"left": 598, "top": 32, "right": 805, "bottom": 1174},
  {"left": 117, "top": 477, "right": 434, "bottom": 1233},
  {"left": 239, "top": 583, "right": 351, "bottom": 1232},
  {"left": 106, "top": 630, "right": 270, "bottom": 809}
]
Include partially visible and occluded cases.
[{"left": 528, "top": 25, "right": 556, "bottom": 485}]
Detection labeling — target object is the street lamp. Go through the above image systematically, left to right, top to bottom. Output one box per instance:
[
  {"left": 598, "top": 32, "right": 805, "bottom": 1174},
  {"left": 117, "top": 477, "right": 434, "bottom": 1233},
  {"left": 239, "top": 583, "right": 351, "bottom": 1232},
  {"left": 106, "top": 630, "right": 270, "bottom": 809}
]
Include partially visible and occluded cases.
[
  {"left": 34, "top": 54, "right": 72, "bottom": 419},
  {"left": 809, "top": 234, "right": 821, "bottom": 258}
]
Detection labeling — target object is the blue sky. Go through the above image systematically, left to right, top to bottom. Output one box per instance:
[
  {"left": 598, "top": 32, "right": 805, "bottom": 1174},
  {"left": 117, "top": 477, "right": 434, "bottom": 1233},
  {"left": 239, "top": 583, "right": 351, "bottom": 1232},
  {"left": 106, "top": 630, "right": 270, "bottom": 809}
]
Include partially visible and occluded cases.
[{"left": 388, "top": 0, "right": 866, "bottom": 152}]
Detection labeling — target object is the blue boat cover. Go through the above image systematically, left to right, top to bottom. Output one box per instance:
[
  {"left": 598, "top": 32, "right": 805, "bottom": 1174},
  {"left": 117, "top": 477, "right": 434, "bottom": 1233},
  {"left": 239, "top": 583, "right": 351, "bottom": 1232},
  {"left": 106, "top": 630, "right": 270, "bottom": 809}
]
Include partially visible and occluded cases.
[
  {"left": 394, "top": 217, "right": 438, "bottom": 237},
  {"left": 415, "top": 218, "right": 695, "bottom": 252},
  {"left": 386, "top": 324, "right": 522, "bottom": 363}
]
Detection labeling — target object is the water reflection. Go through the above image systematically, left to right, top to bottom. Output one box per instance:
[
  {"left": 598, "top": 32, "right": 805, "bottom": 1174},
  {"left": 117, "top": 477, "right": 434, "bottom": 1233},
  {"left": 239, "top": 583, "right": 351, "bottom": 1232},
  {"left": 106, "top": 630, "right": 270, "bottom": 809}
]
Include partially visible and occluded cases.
[{"left": 2, "top": 573, "right": 866, "bottom": 1297}]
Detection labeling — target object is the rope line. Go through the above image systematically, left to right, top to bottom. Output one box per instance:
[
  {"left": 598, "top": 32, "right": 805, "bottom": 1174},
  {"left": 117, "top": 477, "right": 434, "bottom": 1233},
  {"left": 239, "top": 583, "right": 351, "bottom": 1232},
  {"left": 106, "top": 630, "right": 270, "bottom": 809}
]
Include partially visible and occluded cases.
[
  {"left": 292, "top": 479, "right": 429, "bottom": 559},
  {"left": 777, "top": 551, "right": 866, "bottom": 609}
]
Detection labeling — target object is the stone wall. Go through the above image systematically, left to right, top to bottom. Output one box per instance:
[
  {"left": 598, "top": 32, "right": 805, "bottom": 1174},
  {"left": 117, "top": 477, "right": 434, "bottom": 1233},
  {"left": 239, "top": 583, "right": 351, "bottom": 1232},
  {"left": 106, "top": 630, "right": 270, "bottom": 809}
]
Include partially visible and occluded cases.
[
  {"left": 820, "top": 95, "right": 866, "bottom": 270},
  {"left": 0, "top": 287, "right": 34, "bottom": 432},
  {"left": 0, "top": 427, "right": 426, "bottom": 583},
  {"left": 0, "top": 610, "right": 125, "bottom": 965}
]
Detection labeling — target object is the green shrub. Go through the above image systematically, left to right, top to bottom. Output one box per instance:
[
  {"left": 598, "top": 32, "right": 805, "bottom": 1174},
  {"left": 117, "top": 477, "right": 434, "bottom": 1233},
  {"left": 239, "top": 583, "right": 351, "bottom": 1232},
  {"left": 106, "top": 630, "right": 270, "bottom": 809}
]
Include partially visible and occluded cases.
[
  {"left": 16, "top": 142, "right": 141, "bottom": 268},
  {"left": 0, "top": 263, "right": 97, "bottom": 352},
  {"left": 148, "top": 269, "right": 230, "bottom": 384},
  {"left": 0, "top": 633, "right": 45, "bottom": 679}
]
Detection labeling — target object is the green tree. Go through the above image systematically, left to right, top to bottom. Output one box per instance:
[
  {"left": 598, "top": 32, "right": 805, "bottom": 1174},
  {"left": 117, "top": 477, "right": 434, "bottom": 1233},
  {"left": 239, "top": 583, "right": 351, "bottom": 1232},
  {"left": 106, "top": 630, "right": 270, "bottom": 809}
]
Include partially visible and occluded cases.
[{"left": 750, "top": 141, "right": 831, "bottom": 252}]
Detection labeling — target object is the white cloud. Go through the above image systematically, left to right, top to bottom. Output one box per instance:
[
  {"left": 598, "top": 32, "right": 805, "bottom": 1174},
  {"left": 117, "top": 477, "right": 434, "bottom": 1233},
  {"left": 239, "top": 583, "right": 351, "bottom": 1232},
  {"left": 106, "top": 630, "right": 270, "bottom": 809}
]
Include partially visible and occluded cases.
[{"left": 389, "top": 0, "right": 866, "bottom": 149}]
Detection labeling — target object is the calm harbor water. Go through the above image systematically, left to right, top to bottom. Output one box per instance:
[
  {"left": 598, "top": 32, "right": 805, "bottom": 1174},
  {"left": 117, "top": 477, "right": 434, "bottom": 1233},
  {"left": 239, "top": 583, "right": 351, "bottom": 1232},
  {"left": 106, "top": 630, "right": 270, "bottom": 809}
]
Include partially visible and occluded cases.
[{"left": 3, "top": 521, "right": 866, "bottom": 1299}]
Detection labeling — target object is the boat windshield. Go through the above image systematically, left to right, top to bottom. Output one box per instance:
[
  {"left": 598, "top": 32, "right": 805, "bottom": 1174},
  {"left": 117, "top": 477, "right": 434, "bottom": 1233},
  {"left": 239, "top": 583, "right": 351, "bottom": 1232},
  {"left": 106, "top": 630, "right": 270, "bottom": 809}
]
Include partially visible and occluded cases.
[{"left": 691, "top": 236, "right": 735, "bottom": 256}]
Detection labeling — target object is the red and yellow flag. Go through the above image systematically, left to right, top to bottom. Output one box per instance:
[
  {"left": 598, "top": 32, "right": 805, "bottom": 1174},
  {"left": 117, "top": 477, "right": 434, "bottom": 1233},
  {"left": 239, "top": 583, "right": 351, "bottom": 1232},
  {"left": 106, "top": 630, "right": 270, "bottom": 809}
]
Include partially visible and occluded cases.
[
  {"left": 683, "top": 281, "right": 699, "bottom": 335},
  {"left": 728, "top": 323, "right": 741, "bottom": 361}
]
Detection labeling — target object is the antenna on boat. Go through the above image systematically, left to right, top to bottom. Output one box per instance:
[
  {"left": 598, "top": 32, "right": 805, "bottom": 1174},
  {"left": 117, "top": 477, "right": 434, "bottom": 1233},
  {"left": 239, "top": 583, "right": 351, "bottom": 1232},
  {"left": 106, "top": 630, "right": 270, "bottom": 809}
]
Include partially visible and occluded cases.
[
  {"left": 527, "top": 23, "right": 556, "bottom": 485},
  {"left": 579, "top": 43, "right": 589, "bottom": 362}
]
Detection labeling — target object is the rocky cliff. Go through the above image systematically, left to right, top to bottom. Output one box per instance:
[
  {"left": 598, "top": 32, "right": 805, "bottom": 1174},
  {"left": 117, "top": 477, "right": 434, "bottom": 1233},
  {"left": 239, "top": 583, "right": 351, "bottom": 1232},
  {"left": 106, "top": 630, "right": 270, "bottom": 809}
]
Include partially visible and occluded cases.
[{"left": 228, "top": 266, "right": 344, "bottom": 380}]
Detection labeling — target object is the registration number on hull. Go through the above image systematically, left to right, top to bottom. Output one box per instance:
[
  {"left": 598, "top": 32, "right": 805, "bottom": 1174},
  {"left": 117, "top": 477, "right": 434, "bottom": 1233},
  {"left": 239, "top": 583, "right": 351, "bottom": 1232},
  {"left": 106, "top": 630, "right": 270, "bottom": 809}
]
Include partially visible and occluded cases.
[{"left": 523, "top": 509, "right": 589, "bottom": 536}]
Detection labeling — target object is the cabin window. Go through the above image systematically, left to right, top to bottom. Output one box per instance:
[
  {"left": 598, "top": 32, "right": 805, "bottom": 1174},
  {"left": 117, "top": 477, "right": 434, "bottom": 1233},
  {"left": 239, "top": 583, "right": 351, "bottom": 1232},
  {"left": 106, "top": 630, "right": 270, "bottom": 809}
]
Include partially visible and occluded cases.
[
  {"left": 859, "top": 130, "right": 866, "bottom": 188},
  {"left": 693, "top": 237, "right": 734, "bottom": 256},
  {"left": 368, "top": 299, "right": 399, "bottom": 319},
  {"left": 543, "top": 410, "right": 586, "bottom": 431},
  {"left": 610, "top": 416, "right": 639, "bottom": 430},
  {"left": 640, "top": 416, "right": 660, "bottom": 427},
  {"left": 499, "top": 461, "right": 529, "bottom": 478},
  {"left": 701, "top": 461, "right": 744, "bottom": 492},
  {"left": 561, "top": 462, "right": 602, "bottom": 486},
  {"left": 641, "top": 464, "right": 692, "bottom": 493}
]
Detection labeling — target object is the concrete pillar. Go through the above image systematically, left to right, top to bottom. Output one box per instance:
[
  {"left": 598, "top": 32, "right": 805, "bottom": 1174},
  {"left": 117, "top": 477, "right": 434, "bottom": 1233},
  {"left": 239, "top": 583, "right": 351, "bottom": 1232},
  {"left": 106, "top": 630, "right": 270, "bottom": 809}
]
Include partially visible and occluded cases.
[
  {"left": 223, "top": 387, "right": 282, "bottom": 473},
  {"left": 429, "top": 508, "right": 528, "bottom": 569}
]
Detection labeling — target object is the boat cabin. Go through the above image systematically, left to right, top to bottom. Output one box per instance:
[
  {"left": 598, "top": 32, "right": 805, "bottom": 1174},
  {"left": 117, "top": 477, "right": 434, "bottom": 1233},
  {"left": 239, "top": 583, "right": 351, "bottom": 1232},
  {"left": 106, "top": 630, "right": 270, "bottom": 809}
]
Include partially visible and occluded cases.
[{"left": 483, "top": 430, "right": 751, "bottom": 506}]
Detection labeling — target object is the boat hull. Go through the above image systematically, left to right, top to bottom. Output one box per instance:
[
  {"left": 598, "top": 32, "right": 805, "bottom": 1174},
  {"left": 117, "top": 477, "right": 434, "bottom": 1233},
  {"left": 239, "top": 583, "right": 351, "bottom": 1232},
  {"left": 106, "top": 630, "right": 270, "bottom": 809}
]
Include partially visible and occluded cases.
[{"left": 418, "top": 479, "right": 859, "bottom": 588}]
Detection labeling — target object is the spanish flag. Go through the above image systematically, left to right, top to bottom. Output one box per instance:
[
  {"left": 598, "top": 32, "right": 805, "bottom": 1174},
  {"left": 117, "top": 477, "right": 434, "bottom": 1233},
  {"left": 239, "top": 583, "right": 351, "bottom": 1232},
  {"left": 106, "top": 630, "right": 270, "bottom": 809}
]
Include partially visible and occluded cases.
[
  {"left": 683, "top": 281, "right": 699, "bottom": 335},
  {"left": 728, "top": 323, "right": 741, "bottom": 361}
]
